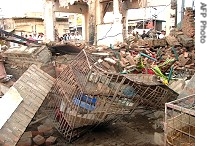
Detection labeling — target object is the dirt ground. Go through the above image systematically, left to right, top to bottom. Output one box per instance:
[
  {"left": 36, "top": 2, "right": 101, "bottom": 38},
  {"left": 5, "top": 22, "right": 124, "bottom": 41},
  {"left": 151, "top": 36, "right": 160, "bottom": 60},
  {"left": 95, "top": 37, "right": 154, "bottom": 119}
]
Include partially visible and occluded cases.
[
  {"left": 4, "top": 55, "right": 164, "bottom": 146},
  {"left": 27, "top": 107, "right": 164, "bottom": 146}
]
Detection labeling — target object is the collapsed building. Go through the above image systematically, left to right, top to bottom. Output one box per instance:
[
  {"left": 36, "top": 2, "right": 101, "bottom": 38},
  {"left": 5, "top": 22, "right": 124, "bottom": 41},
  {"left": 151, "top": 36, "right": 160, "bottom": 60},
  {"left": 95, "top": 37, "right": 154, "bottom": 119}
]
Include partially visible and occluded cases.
[{"left": 0, "top": 1, "right": 195, "bottom": 146}]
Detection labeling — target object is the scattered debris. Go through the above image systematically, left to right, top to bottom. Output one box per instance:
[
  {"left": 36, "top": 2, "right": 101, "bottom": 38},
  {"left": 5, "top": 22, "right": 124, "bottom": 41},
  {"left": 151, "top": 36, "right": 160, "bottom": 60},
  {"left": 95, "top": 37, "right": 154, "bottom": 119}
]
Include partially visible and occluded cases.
[
  {"left": 0, "top": 7, "right": 195, "bottom": 146},
  {"left": 0, "top": 65, "right": 55, "bottom": 146}
]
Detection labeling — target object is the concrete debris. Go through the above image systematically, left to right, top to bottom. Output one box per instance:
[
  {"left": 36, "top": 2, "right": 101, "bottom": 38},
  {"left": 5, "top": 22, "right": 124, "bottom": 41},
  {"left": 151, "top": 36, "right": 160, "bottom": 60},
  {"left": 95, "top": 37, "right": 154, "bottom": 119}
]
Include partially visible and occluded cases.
[
  {"left": 0, "top": 3, "right": 195, "bottom": 146},
  {"left": 86, "top": 29, "right": 194, "bottom": 85},
  {"left": 0, "top": 30, "right": 194, "bottom": 145},
  {"left": 0, "top": 65, "right": 55, "bottom": 146},
  {"left": 178, "top": 75, "right": 195, "bottom": 99},
  {"left": 33, "top": 135, "right": 45, "bottom": 145},
  {"left": 45, "top": 136, "right": 57, "bottom": 146}
]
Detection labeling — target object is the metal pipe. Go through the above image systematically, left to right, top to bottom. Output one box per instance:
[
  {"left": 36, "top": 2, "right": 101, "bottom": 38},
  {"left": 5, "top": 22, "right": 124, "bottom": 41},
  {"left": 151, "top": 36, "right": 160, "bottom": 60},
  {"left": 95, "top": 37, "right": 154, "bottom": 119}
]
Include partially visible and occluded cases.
[{"left": 140, "top": 52, "right": 157, "bottom": 62}]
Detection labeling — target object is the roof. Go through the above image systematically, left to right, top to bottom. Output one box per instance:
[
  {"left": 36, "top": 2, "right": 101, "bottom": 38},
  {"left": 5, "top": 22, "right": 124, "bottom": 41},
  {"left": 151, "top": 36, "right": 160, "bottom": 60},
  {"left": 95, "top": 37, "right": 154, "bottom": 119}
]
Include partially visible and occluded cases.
[{"left": 0, "top": 65, "right": 55, "bottom": 146}]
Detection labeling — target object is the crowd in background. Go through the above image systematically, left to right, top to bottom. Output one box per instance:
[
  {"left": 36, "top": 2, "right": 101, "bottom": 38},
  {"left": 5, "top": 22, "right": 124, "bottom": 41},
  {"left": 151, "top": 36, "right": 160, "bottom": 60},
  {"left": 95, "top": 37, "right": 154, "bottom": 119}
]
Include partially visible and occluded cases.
[
  {"left": 129, "top": 29, "right": 166, "bottom": 40},
  {"left": 59, "top": 31, "right": 83, "bottom": 42},
  {"left": 21, "top": 33, "right": 45, "bottom": 43}
]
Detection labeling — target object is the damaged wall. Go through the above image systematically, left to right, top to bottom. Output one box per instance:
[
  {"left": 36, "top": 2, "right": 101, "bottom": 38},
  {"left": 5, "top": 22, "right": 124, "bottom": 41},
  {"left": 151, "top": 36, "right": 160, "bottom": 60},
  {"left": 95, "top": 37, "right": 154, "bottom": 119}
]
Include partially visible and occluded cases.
[
  {"left": 96, "top": 23, "right": 123, "bottom": 46},
  {"left": 0, "top": 65, "right": 55, "bottom": 146}
]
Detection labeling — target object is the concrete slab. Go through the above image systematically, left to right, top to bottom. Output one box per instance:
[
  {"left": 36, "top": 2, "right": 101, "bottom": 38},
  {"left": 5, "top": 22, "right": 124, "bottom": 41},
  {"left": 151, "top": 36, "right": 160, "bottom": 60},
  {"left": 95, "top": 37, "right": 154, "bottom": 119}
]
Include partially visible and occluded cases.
[{"left": 0, "top": 65, "right": 55, "bottom": 146}]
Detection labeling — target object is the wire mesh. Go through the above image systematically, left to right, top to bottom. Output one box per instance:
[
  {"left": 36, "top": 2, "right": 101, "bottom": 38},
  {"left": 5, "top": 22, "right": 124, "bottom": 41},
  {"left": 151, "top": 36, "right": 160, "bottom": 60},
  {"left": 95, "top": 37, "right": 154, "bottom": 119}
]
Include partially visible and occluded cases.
[
  {"left": 44, "top": 50, "right": 179, "bottom": 142},
  {"left": 164, "top": 94, "right": 195, "bottom": 146}
]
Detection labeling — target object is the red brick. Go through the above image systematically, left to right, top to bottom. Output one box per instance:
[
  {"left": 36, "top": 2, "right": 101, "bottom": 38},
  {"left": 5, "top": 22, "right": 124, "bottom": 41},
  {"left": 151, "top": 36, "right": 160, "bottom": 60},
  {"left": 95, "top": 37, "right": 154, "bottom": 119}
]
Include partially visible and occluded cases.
[
  {"left": 37, "top": 125, "right": 54, "bottom": 136},
  {"left": 31, "top": 131, "right": 44, "bottom": 137},
  {"left": 33, "top": 135, "right": 45, "bottom": 145},
  {"left": 45, "top": 136, "right": 57, "bottom": 146},
  {"left": 16, "top": 137, "right": 32, "bottom": 146}
]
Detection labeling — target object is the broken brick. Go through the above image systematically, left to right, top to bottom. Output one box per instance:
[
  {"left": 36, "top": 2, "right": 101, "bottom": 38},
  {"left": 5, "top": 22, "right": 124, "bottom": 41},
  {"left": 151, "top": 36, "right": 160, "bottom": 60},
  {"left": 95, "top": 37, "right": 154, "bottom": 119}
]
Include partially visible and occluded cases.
[
  {"left": 126, "top": 55, "right": 136, "bottom": 65},
  {"left": 37, "top": 125, "right": 54, "bottom": 136},
  {"left": 31, "top": 131, "right": 44, "bottom": 137},
  {"left": 33, "top": 135, "right": 45, "bottom": 145},
  {"left": 45, "top": 136, "right": 57, "bottom": 146}
]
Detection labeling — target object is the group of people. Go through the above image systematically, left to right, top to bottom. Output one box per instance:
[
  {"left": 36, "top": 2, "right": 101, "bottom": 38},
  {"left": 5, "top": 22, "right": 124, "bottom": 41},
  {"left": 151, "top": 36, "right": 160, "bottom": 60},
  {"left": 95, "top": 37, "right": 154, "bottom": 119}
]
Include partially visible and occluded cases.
[
  {"left": 131, "top": 29, "right": 166, "bottom": 40},
  {"left": 59, "top": 31, "right": 83, "bottom": 42},
  {"left": 22, "top": 33, "right": 45, "bottom": 43}
]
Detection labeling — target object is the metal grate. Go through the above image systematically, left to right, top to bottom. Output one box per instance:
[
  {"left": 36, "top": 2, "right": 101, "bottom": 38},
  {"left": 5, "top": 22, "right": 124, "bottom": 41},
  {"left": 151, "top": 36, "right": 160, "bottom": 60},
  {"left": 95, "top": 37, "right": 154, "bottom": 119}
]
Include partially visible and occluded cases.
[
  {"left": 44, "top": 50, "right": 179, "bottom": 143},
  {"left": 164, "top": 94, "right": 195, "bottom": 146}
]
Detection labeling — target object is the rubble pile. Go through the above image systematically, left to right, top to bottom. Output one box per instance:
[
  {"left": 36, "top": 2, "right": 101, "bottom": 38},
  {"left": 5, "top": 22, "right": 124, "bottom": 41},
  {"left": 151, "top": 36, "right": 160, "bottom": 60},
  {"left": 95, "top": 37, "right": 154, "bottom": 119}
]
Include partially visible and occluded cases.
[
  {"left": 0, "top": 4, "right": 195, "bottom": 146},
  {"left": 181, "top": 7, "right": 195, "bottom": 38},
  {"left": 88, "top": 30, "right": 194, "bottom": 85},
  {"left": 17, "top": 121, "right": 58, "bottom": 146}
]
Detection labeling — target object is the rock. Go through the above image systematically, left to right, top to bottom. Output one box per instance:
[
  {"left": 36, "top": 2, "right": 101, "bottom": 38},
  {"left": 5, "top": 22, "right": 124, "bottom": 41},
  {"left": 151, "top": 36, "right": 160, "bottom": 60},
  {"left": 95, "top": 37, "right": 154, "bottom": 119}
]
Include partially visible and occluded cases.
[{"left": 33, "top": 135, "right": 45, "bottom": 145}]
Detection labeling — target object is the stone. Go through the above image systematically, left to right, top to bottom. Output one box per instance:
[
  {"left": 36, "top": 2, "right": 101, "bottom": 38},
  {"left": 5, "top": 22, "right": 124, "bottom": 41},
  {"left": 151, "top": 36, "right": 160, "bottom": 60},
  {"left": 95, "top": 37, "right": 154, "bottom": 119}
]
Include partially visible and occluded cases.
[
  {"left": 33, "top": 135, "right": 45, "bottom": 145},
  {"left": 45, "top": 136, "right": 57, "bottom": 146},
  {"left": 16, "top": 137, "right": 32, "bottom": 146}
]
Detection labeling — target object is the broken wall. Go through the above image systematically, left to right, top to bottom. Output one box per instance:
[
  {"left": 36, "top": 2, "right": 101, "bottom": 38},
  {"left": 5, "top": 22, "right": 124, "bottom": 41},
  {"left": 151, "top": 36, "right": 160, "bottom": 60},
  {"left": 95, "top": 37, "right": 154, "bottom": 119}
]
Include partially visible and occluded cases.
[
  {"left": 97, "top": 24, "right": 123, "bottom": 46},
  {"left": 0, "top": 65, "right": 55, "bottom": 146}
]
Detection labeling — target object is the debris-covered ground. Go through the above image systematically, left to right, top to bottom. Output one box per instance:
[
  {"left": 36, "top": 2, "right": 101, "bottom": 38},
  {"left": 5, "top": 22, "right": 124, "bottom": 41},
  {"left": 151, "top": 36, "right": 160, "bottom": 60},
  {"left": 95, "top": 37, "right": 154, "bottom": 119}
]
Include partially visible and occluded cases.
[
  {"left": 0, "top": 7, "right": 195, "bottom": 146},
  {"left": 21, "top": 107, "right": 164, "bottom": 146}
]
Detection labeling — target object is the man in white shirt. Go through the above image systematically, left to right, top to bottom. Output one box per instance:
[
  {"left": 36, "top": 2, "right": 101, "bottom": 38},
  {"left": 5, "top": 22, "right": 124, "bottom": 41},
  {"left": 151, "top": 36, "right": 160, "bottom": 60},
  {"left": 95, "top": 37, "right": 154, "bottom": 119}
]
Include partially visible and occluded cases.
[
  {"left": 159, "top": 30, "right": 166, "bottom": 39},
  {"left": 75, "top": 31, "right": 83, "bottom": 40}
]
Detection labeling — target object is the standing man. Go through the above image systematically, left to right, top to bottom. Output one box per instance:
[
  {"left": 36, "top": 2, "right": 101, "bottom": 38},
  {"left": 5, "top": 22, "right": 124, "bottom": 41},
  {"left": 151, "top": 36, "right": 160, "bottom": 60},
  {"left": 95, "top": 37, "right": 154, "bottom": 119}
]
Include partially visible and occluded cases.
[
  {"left": 141, "top": 30, "right": 149, "bottom": 39},
  {"left": 159, "top": 30, "right": 166, "bottom": 39}
]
